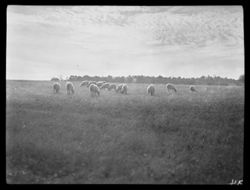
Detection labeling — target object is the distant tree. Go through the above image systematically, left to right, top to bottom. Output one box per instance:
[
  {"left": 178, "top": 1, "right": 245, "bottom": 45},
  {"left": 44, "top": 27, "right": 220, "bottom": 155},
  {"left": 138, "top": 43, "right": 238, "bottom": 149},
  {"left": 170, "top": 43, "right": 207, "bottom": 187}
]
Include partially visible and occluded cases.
[
  {"left": 64, "top": 74, "right": 240, "bottom": 85},
  {"left": 238, "top": 74, "right": 244, "bottom": 83},
  {"left": 69, "top": 75, "right": 77, "bottom": 81},
  {"left": 83, "top": 75, "right": 90, "bottom": 80},
  {"left": 107, "top": 75, "right": 113, "bottom": 82},
  {"left": 125, "top": 75, "right": 133, "bottom": 83},
  {"left": 157, "top": 75, "right": 164, "bottom": 83},
  {"left": 77, "top": 76, "right": 83, "bottom": 81},
  {"left": 51, "top": 77, "right": 60, "bottom": 81}
]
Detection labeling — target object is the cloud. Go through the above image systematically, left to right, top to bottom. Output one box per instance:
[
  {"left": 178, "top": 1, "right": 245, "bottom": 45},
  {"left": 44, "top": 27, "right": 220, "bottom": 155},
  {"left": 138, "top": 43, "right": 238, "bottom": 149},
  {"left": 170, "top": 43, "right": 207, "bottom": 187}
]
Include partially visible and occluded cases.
[
  {"left": 8, "top": 5, "right": 243, "bottom": 48},
  {"left": 7, "top": 6, "right": 244, "bottom": 80},
  {"left": 128, "top": 7, "right": 243, "bottom": 47}
]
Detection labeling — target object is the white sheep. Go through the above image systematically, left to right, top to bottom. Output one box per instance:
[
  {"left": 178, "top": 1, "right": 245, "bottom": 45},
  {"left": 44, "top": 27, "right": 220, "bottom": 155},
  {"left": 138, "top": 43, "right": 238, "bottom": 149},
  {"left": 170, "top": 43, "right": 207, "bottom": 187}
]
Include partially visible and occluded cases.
[
  {"left": 80, "top": 80, "right": 89, "bottom": 87},
  {"left": 87, "top": 81, "right": 97, "bottom": 87},
  {"left": 96, "top": 81, "right": 105, "bottom": 87},
  {"left": 53, "top": 82, "right": 61, "bottom": 93},
  {"left": 66, "top": 82, "right": 75, "bottom": 95},
  {"left": 100, "top": 83, "right": 110, "bottom": 90},
  {"left": 166, "top": 83, "right": 177, "bottom": 93},
  {"left": 89, "top": 84, "right": 100, "bottom": 97},
  {"left": 108, "top": 84, "right": 116, "bottom": 91},
  {"left": 116, "top": 84, "right": 123, "bottom": 93},
  {"left": 120, "top": 84, "right": 128, "bottom": 94},
  {"left": 147, "top": 84, "right": 155, "bottom": 96},
  {"left": 190, "top": 85, "right": 197, "bottom": 92}
]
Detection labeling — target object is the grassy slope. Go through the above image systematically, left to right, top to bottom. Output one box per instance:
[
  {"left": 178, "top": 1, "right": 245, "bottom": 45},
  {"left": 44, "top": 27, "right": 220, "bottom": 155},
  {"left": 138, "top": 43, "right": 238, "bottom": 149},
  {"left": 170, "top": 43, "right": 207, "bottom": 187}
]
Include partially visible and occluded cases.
[{"left": 6, "top": 80, "right": 244, "bottom": 184}]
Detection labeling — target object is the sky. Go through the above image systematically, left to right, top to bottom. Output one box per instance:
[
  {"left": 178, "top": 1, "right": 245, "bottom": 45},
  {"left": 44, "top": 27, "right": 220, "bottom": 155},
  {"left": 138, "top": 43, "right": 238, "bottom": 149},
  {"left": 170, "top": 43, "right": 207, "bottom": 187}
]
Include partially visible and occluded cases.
[{"left": 7, "top": 6, "right": 244, "bottom": 80}]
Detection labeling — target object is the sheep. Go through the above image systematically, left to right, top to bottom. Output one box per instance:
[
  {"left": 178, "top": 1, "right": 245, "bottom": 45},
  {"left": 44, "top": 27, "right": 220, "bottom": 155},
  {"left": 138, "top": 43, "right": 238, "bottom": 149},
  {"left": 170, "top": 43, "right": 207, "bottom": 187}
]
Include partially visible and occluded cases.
[
  {"left": 80, "top": 80, "right": 89, "bottom": 87},
  {"left": 87, "top": 81, "right": 96, "bottom": 87},
  {"left": 96, "top": 81, "right": 105, "bottom": 87},
  {"left": 53, "top": 82, "right": 61, "bottom": 93},
  {"left": 66, "top": 82, "right": 75, "bottom": 95},
  {"left": 100, "top": 83, "right": 110, "bottom": 90},
  {"left": 166, "top": 83, "right": 177, "bottom": 93},
  {"left": 89, "top": 84, "right": 100, "bottom": 97},
  {"left": 108, "top": 84, "right": 116, "bottom": 91},
  {"left": 116, "top": 84, "right": 123, "bottom": 93},
  {"left": 120, "top": 84, "right": 128, "bottom": 94},
  {"left": 147, "top": 84, "right": 155, "bottom": 96},
  {"left": 190, "top": 85, "right": 197, "bottom": 92}
]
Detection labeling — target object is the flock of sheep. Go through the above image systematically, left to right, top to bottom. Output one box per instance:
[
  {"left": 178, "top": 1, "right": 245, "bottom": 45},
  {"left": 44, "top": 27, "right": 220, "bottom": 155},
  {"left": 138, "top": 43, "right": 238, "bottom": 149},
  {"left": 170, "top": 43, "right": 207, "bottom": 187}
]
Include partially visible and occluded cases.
[{"left": 53, "top": 80, "right": 197, "bottom": 97}]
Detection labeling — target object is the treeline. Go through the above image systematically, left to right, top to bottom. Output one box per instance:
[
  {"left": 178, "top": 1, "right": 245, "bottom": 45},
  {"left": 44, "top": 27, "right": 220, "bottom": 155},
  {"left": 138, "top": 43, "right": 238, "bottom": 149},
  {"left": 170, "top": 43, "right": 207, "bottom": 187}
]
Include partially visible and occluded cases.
[{"left": 51, "top": 75, "right": 244, "bottom": 86}]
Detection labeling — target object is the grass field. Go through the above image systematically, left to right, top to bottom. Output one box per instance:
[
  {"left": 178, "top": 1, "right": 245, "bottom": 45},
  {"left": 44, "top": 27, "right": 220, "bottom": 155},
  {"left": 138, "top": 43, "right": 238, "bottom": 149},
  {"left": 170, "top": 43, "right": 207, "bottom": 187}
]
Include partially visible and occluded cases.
[{"left": 6, "top": 80, "right": 244, "bottom": 184}]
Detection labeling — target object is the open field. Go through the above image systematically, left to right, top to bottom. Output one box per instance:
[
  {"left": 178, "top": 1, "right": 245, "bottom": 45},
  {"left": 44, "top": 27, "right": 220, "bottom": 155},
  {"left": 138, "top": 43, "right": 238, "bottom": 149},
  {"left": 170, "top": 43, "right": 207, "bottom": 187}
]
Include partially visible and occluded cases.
[{"left": 6, "top": 80, "right": 244, "bottom": 184}]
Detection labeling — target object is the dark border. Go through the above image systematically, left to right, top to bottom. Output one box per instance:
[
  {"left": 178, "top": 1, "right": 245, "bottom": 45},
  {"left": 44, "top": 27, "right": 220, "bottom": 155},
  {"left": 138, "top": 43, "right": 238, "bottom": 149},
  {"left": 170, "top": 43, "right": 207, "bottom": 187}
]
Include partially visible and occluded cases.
[{"left": 2, "top": 0, "right": 247, "bottom": 188}]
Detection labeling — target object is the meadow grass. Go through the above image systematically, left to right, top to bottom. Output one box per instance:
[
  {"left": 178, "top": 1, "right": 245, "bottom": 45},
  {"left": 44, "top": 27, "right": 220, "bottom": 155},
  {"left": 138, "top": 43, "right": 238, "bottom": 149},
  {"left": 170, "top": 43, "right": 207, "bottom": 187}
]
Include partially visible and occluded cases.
[{"left": 6, "top": 80, "right": 244, "bottom": 184}]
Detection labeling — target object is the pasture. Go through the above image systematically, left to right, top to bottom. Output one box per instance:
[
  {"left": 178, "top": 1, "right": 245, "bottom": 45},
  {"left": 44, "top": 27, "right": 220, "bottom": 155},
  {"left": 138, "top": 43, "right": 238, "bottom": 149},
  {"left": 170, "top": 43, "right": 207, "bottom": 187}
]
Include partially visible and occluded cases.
[{"left": 6, "top": 80, "right": 244, "bottom": 184}]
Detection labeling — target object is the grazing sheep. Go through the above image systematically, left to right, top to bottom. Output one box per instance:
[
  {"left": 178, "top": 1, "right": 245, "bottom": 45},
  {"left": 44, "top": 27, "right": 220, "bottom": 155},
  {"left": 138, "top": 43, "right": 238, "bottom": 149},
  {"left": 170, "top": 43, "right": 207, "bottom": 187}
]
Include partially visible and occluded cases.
[
  {"left": 80, "top": 80, "right": 89, "bottom": 87},
  {"left": 87, "top": 81, "right": 96, "bottom": 87},
  {"left": 96, "top": 81, "right": 105, "bottom": 87},
  {"left": 53, "top": 82, "right": 61, "bottom": 93},
  {"left": 66, "top": 82, "right": 75, "bottom": 95},
  {"left": 100, "top": 83, "right": 110, "bottom": 90},
  {"left": 166, "top": 83, "right": 177, "bottom": 93},
  {"left": 89, "top": 84, "right": 100, "bottom": 97},
  {"left": 108, "top": 84, "right": 116, "bottom": 91},
  {"left": 116, "top": 84, "right": 123, "bottom": 93},
  {"left": 120, "top": 84, "right": 128, "bottom": 94},
  {"left": 147, "top": 84, "right": 155, "bottom": 96},
  {"left": 190, "top": 85, "right": 197, "bottom": 92}
]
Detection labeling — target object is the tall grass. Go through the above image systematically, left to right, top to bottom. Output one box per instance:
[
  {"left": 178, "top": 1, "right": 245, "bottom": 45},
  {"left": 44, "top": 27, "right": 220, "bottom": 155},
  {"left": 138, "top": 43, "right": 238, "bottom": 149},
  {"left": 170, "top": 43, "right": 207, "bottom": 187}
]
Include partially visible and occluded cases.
[{"left": 6, "top": 80, "right": 244, "bottom": 184}]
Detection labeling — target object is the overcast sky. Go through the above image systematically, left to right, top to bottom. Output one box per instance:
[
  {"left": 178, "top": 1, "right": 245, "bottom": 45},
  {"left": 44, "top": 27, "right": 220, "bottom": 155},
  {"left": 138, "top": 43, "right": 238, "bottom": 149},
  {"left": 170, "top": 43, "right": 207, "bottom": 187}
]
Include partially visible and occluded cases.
[{"left": 7, "top": 6, "right": 244, "bottom": 80}]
